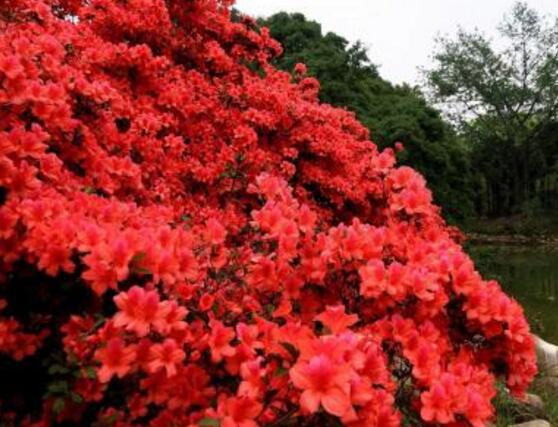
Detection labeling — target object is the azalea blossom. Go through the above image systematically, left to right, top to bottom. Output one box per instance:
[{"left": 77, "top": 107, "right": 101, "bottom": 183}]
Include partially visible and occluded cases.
[
  {"left": 0, "top": 0, "right": 537, "bottom": 424},
  {"left": 113, "top": 286, "right": 169, "bottom": 337},
  {"left": 94, "top": 338, "right": 136, "bottom": 383},
  {"left": 147, "top": 339, "right": 186, "bottom": 377},
  {"left": 290, "top": 353, "right": 353, "bottom": 417}
]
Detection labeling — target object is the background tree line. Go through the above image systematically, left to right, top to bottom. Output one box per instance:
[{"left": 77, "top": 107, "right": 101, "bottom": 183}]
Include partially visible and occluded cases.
[{"left": 256, "top": 3, "right": 558, "bottom": 226}]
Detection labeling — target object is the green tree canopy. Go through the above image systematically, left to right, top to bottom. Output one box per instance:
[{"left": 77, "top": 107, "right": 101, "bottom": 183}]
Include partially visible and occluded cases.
[
  {"left": 426, "top": 2, "right": 558, "bottom": 216},
  {"left": 260, "top": 12, "right": 474, "bottom": 221}
]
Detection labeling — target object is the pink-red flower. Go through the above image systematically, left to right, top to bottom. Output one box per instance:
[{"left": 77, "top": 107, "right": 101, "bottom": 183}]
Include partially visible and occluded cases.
[
  {"left": 113, "top": 286, "right": 168, "bottom": 337},
  {"left": 315, "top": 305, "right": 358, "bottom": 334},
  {"left": 208, "top": 320, "right": 236, "bottom": 363},
  {"left": 94, "top": 338, "right": 136, "bottom": 383},
  {"left": 147, "top": 338, "right": 186, "bottom": 377},
  {"left": 290, "top": 353, "right": 353, "bottom": 417},
  {"left": 220, "top": 396, "right": 263, "bottom": 427}
]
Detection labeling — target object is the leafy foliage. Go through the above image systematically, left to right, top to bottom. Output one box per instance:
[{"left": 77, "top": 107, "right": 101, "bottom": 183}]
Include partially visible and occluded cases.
[
  {"left": 426, "top": 1, "right": 558, "bottom": 217},
  {"left": 260, "top": 12, "right": 474, "bottom": 222}
]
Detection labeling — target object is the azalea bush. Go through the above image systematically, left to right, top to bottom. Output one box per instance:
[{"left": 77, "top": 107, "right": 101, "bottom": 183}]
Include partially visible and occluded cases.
[{"left": 0, "top": 0, "right": 537, "bottom": 426}]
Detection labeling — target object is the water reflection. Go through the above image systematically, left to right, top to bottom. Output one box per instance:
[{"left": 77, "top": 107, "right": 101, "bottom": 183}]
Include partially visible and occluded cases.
[{"left": 469, "top": 245, "right": 558, "bottom": 344}]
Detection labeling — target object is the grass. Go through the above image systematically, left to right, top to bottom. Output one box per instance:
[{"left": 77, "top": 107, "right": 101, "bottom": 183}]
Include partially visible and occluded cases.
[
  {"left": 530, "top": 375, "right": 558, "bottom": 426},
  {"left": 493, "top": 376, "right": 558, "bottom": 426},
  {"left": 493, "top": 383, "right": 541, "bottom": 426}
]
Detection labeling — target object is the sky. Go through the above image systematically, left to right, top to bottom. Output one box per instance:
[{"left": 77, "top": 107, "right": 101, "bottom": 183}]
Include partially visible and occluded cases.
[{"left": 235, "top": 0, "right": 558, "bottom": 86}]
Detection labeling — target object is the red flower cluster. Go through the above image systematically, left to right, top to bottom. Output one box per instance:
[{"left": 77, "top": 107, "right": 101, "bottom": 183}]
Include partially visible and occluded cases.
[
  {"left": 0, "top": 0, "right": 536, "bottom": 425},
  {"left": 0, "top": 299, "right": 48, "bottom": 360}
]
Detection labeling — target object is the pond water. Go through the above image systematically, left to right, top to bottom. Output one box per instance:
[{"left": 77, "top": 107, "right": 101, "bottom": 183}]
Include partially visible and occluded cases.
[{"left": 469, "top": 245, "right": 558, "bottom": 344}]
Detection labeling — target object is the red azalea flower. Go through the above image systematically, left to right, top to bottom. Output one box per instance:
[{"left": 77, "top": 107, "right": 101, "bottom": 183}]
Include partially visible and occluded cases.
[
  {"left": 113, "top": 286, "right": 169, "bottom": 337},
  {"left": 315, "top": 305, "right": 358, "bottom": 334},
  {"left": 208, "top": 320, "right": 236, "bottom": 363},
  {"left": 94, "top": 338, "right": 136, "bottom": 383},
  {"left": 147, "top": 338, "right": 186, "bottom": 377},
  {"left": 290, "top": 353, "right": 353, "bottom": 417},
  {"left": 221, "top": 396, "right": 262, "bottom": 427}
]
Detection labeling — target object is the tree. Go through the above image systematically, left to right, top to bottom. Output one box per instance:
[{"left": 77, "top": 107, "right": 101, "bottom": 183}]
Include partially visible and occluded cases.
[
  {"left": 426, "top": 1, "right": 558, "bottom": 216},
  {"left": 258, "top": 12, "right": 380, "bottom": 112},
  {"left": 261, "top": 12, "right": 474, "bottom": 222}
]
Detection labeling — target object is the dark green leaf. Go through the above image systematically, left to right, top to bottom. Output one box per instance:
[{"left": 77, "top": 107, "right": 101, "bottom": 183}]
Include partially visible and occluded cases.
[
  {"left": 279, "top": 342, "right": 299, "bottom": 359},
  {"left": 48, "top": 364, "right": 69, "bottom": 375},
  {"left": 84, "top": 366, "right": 97, "bottom": 379},
  {"left": 274, "top": 366, "right": 288, "bottom": 377},
  {"left": 48, "top": 381, "right": 68, "bottom": 394},
  {"left": 70, "top": 392, "right": 83, "bottom": 403},
  {"left": 52, "top": 398, "right": 65, "bottom": 415},
  {"left": 199, "top": 417, "right": 220, "bottom": 427}
]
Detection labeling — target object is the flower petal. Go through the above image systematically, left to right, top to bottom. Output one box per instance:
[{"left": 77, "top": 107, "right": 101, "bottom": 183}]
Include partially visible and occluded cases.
[
  {"left": 321, "top": 387, "right": 351, "bottom": 417},
  {"left": 300, "top": 389, "right": 321, "bottom": 414}
]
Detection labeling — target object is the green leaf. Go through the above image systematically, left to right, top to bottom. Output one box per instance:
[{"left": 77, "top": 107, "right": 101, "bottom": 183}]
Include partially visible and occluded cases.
[
  {"left": 130, "top": 251, "right": 146, "bottom": 264},
  {"left": 129, "top": 252, "right": 152, "bottom": 275},
  {"left": 130, "top": 265, "right": 152, "bottom": 275},
  {"left": 265, "top": 304, "right": 275, "bottom": 316},
  {"left": 92, "top": 317, "right": 105, "bottom": 330},
  {"left": 279, "top": 342, "right": 299, "bottom": 359},
  {"left": 48, "top": 364, "right": 69, "bottom": 375},
  {"left": 84, "top": 366, "right": 97, "bottom": 379},
  {"left": 274, "top": 366, "right": 288, "bottom": 377},
  {"left": 48, "top": 381, "right": 69, "bottom": 394},
  {"left": 70, "top": 391, "right": 83, "bottom": 403},
  {"left": 52, "top": 398, "right": 65, "bottom": 415},
  {"left": 103, "top": 413, "right": 119, "bottom": 426},
  {"left": 199, "top": 417, "right": 220, "bottom": 427}
]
